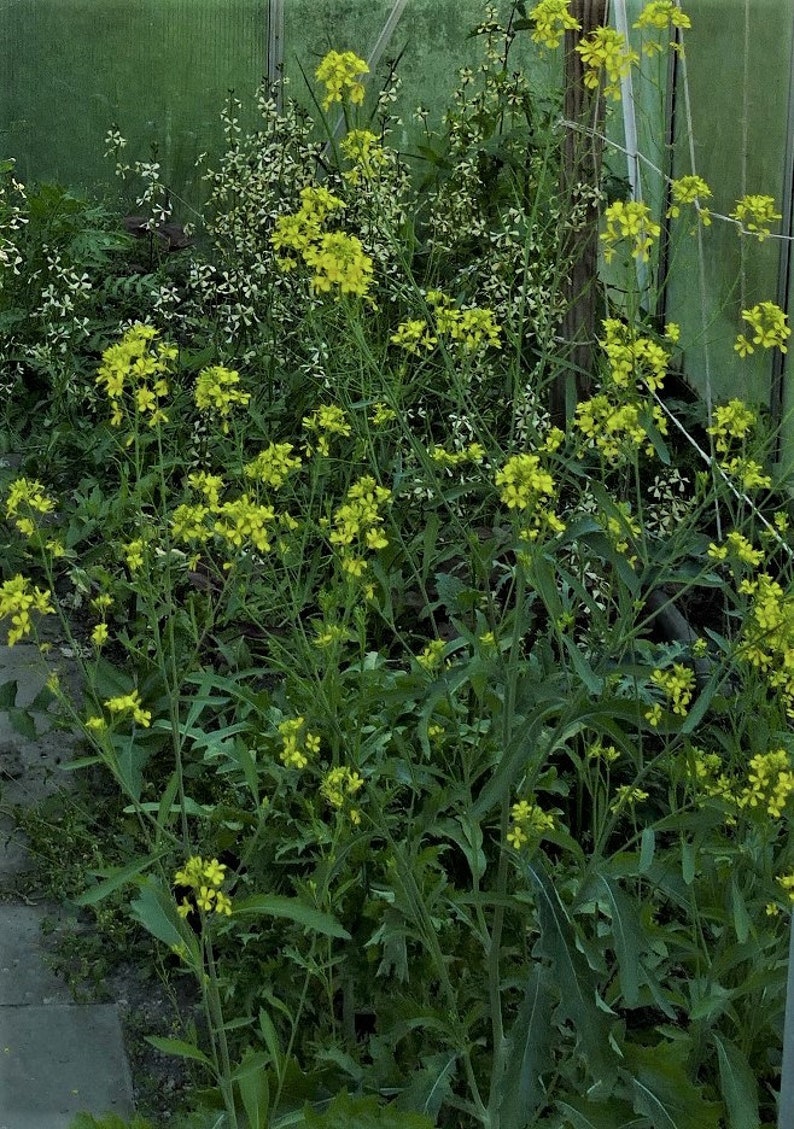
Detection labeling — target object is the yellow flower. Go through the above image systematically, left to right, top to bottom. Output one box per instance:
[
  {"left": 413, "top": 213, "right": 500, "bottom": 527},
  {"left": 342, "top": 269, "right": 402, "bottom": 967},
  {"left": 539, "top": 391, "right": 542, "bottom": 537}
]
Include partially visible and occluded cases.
[
  {"left": 528, "top": 0, "right": 581, "bottom": 49},
  {"left": 576, "top": 27, "right": 639, "bottom": 99},
  {"left": 315, "top": 49, "right": 369, "bottom": 111},
  {"left": 730, "top": 194, "right": 782, "bottom": 241},
  {"left": 600, "top": 201, "right": 661, "bottom": 263},
  {"left": 194, "top": 366, "right": 251, "bottom": 433},
  {"left": 0, "top": 574, "right": 55, "bottom": 645},
  {"left": 91, "top": 622, "right": 109, "bottom": 647},
  {"left": 104, "top": 689, "right": 152, "bottom": 728}
]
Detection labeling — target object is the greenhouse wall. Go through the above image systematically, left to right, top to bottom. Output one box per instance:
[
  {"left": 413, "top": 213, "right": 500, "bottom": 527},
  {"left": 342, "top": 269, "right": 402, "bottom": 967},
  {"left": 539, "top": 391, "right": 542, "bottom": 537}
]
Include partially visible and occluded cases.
[{"left": 2, "top": 1, "right": 793, "bottom": 462}]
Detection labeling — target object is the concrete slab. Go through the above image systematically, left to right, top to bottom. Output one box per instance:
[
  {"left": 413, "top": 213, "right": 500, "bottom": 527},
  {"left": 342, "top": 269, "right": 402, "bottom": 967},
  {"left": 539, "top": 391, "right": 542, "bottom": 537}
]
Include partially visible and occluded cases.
[
  {"left": 0, "top": 904, "right": 73, "bottom": 1005},
  {"left": 0, "top": 1003, "right": 135, "bottom": 1128}
]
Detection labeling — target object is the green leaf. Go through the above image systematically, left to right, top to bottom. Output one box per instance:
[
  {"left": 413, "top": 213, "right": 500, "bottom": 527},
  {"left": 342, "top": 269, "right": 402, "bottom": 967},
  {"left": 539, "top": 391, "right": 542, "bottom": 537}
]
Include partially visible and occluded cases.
[
  {"left": 0, "top": 678, "right": 18, "bottom": 710},
  {"left": 7, "top": 706, "right": 37, "bottom": 740},
  {"left": 639, "top": 828, "right": 655, "bottom": 874},
  {"left": 73, "top": 855, "right": 156, "bottom": 906},
  {"left": 525, "top": 859, "right": 619, "bottom": 1095},
  {"left": 593, "top": 874, "right": 643, "bottom": 1007},
  {"left": 730, "top": 877, "right": 750, "bottom": 943},
  {"left": 130, "top": 878, "right": 196, "bottom": 958},
  {"left": 234, "top": 895, "right": 351, "bottom": 940},
  {"left": 497, "top": 965, "right": 554, "bottom": 1127},
  {"left": 711, "top": 1033, "right": 759, "bottom": 1129},
  {"left": 145, "top": 1035, "right": 213, "bottom": 1069},
  {"left": 623, "top": 1041, "right": 723, "bottom": 1128},
  {"left": 234, "top": 1051, "right": 271, "bottom": 1129},
  {"left": 395, "top": 1052, "right": 456, "bottom": 1119},
  {"left": 303, "top": 1092, "right": 434, "bottom": 1127},
  {"left": 556, "top": 1096, "right": 648, "bottom": 1128}
]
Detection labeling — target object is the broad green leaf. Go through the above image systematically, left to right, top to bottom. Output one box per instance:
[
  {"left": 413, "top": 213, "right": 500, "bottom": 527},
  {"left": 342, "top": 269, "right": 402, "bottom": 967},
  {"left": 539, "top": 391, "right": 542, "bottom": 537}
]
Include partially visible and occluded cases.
[
  {"left": 0, "top": 678, "right": 18, "bottom": 710},
  {"left": 7, "top": 706, "right": 36, "bottom": 740},
  {"left": 74, "top": 855, "right": 157, "bottom": 906},
  {"left": 525, "top": 859, "right": 619, "bottom": 1095},
  {"left": 593, "top": 874, "right": 643, "bottom": 1007},
  {"left": 730, "top": 877, "right": 750, "bottom": 944},
  {"left": 130, "top": 878, "right": 197, "bottom": 961},
  {"left": 234, "top": 895, "right": 350, "bottom": 939},
  {"left": 497, "top": 965, "right": 554, "bottom": 1127},
  {"left": 711, "top": 1033, "right": 760, "bottom": 1129},
  {"left": 145, "top": 1035, "right": 213, "bottom": 1068},
  {"left": 623, "top": 1041, "right": 723, "bottom": 1128},
  {"left": 234, "top": 1051, "right": 271, "bottom": 1129},
  {"left": 396, "top": 1052, "right": 456, "bottom": 1119},
  {"left": 303, "top": 1092, "right": 434, "bottom": 1127},
  {"left": 556, "top": 1096, "right": 648, "bottom": 1128}
]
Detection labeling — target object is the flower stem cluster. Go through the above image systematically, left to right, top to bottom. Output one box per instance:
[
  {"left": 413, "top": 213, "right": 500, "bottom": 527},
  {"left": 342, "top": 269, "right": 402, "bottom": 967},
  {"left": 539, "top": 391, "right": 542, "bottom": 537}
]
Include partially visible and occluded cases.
[
  {"left": 528, "top": 0, "right": 580, "bottom": 50},
  {"left": 576, "top": 28, "right": 639, "bottom": 100},
  {"left": 315, "top": 50, "right": 369, "bottom": 112},
  {"left": 339, "top": 129, "right": 388, "bottom": 185},
  {"left": 667, "top": 175, "right": 711, "bottom": 224},
  {"left": 271, "top": 186, "right": 373, "bottom": 299},
  {"left": 730, "top": 194, "right": 782, "bottom": 241},
  {"left": 600, "top": 201, "right": 661, "bottom": 263},
  {"left": 734, "top": 301, "right": 790, "bottom": 358},
  {"left": 95, "top": 323, "right": 175, "bottom": 428},
  {"left": 194, "top": 366, "right": 251, "bottom": 434},
  {"left": 329, "top": 475, "right": 392, "bottom": 578},
  {"left": 5, "top": 477, "right": 56, "bottom": 538},
  {"left": 0, "top": 574, "right": 54, "bottom": 646},
  {"left": 278, "top": 717, "right": 320, "bottom": 771},
  {"left": 320, "top": 765, "right": 364, "bottom": 824},
  {"left": 507, "top": 799, "right": 555, "bottom": 849},
  {"left": 174, "top": 855, "right": 232, "bottom": 918}
]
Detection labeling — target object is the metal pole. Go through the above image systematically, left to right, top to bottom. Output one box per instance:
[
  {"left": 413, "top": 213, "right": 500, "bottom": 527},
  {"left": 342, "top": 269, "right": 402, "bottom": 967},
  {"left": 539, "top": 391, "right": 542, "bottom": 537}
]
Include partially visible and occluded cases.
[
  {"left": 266, "top": 0, "right": 285, "bottom": 112},
  {"left": 329, "top": 0, "right": 409, "bottom": 143},
  {"left": 612, "top": 0, "right": 649, "bottom": 303},
  {"left": 770, "top": 9, "right": 794, "bottom": 458},
  {"left": 779, "top": 912, "right": 794, "bottom": 1128}
]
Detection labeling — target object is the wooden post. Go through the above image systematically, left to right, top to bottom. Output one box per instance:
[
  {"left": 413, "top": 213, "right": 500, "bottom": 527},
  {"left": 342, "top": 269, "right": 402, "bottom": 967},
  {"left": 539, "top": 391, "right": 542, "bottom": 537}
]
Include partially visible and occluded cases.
[{"left": 551, "top": 0, "right": 608, "bottom": 426}]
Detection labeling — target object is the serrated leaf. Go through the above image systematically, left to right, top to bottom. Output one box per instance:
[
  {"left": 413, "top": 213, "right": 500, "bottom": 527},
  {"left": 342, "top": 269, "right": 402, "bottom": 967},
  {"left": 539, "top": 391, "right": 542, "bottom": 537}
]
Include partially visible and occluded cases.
[
  {"left": 525, "top": 859, "right": 619, "bottom": 1095},
  {"left": 234, "top": 895, "right": 350, "bottom": 939},
  {"left": 498, "top": 965, "right": 554, "bottom": 1127},
  {"left": 711, "top": 1033, "right": 759, "bottom": 1129},
  {"left": 623, "top": 1041, "right": 723, "bottom": 1128},
  {"left": 396, "top": 1052, "right": 456, "bottom": 1119},
  {"left": 303, "top": 1092, "right": 434, "bottom": 1127},
  {"left": 556, "top": 1096, "right": 648, "bottom": 1128}
]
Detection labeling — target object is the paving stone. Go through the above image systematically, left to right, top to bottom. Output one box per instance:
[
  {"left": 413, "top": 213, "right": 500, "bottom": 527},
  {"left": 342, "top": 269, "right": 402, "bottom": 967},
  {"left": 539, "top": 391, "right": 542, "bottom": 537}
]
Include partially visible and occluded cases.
[
  {"left": 0, "top": 904, "right": 73, "bottom": 1006},
  {"left": 0, "top": 1003, "right": 135, "bottom": 1128}
]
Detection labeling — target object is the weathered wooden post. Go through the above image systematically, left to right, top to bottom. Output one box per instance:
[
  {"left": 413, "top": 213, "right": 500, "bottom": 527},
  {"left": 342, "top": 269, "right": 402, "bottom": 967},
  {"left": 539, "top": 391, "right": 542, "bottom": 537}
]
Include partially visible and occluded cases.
[{"left": 551, "top": 0, "right": 608, "bottom": 425}]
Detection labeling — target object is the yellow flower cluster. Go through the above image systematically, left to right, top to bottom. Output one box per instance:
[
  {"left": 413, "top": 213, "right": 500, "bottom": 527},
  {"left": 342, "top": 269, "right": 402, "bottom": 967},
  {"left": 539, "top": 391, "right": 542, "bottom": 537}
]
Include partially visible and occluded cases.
[
  {"left": 528, "top": 0, "right": 580, "bottom": 49},
  {"left": 633, "top": 1, "right": 691, "bottom": 54},
  {"left": 576, "top": 27, "right": 639, "bottom": 100},
  {"left": 315, "top": 49, "right": 369, "bottom": 112},
  {"left": 340, "top": 129, "right": 388, "bottom": 185},
  {"left": 667, "top": 175, "right": 711, "bottom": 223},
  {"left": 271, "top": 185, "right": 374, "bottom": 299},
  {"left": 730, "top": 194, "right": 782, "bottom": 241},
  {"left": 600, "top": 201, "right": 661, "bottom": 263},
  {"left": 391, "top": 292, "right": 501, "bottom": 356},
  {"left": 734, "top": 301, "right": 790, "bottom": 358},
  {"left": 600, "top": 318, "right": 669, "bottom": 392},
  {"left": 95, "top": 323, "right": 175, "bottom": 429},
  {"left": 194, "top": 366, "right": 251, "bottom": 434},
  {"left": 707, "top": 399, "right": 771, "bottom": 492},
  {"left": 302, "top": 404, "right": 353, "bottom": 457},
  {"left": 428, "top": 442, "right": 486, "bottom": 468},
  {"left": 244, "top": 443, "right": 302, "bottom": 489},
  {"left": 495, "top": 452, "right": 564, "bottom": 542},
  {"left": 329, "top": 474, "right": 391, "bottom": 578},
  {"left": 5, "top": 477, "right": 56, "bottom": 537},
  {"left": 214, "top": 495, "right": 276, "bottom": 554},
  {"left": 601, "top": 501, "right": 642, "bottom": 565},
  {"left": 707, "top": 531, "right": 763, "bottom": 569},
  {"left": 739, "top": 573, "right": 794, "bottom": 711},
  {"left": 0, "top": 574, "right": 54, "bottom": 646},
  {"left": 90, "top": 593, "right": 113, "bottom": 650},
  {"left": 416, "top": 639, "right": 446, "bottom": 672},
  {"left": 647, "top": 663, "right": 695, "bottom": 721},
  {"left": 105, "top": 688, "right": 152, "bottom": 728},
  {"left": 278, "top": 717, "right": 320, "bottom": 770},
  {"left": 587, "top": 742, "right": 620, "bottom": 764},
  {"left": 738, "top": 750, "right": 794, "bottom": 819},
  {"left": 320, "top": 765, "right": 364, "bottom": 824},
  {"left": 610, "top": 784, "right": 649, "bottom": 813},
  {"left": 507, "top": 799, "right": 555, "bottom": 849},
  {"left": 175, "top": 855, "right": 232, "bottom": 917},
  {"left": 778, "top": 874, "right": 794, "bottom": 904}
]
